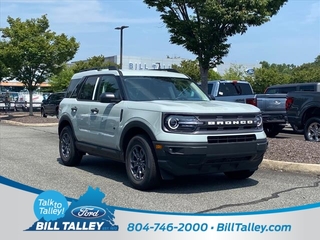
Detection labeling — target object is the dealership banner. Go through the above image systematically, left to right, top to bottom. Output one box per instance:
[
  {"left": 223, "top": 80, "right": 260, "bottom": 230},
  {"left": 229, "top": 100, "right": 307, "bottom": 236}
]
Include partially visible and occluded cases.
[{"left": 1, "top": 176, "right": 319, "bottom": 239}]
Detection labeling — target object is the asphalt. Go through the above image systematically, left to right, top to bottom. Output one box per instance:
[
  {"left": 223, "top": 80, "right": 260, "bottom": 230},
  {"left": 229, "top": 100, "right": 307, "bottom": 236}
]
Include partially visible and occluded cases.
[{"left": 1, "top": 117, "right": 320, "bottom": 175}]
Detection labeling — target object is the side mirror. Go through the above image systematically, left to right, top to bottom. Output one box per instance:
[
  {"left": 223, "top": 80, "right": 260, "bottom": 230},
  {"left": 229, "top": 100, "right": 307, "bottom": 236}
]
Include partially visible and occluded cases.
[{"left": 99, "top": 92, "right": 120, "bottom": 103}]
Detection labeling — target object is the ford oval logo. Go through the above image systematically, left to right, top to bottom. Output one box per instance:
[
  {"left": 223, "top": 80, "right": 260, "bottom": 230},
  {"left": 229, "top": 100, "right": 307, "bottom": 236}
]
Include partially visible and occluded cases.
[{"left": 71, "top": 206, "right": 106, "bottom": 219}]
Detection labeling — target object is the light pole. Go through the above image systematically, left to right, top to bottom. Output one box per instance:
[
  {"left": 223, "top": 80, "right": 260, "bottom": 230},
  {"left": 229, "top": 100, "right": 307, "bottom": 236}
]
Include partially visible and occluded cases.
[{"left": 115, "top": 25, "right": 129, "bottom": 69}]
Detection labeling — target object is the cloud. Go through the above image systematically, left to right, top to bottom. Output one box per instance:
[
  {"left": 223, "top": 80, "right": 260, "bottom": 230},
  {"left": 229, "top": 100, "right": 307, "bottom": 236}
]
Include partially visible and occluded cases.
[{"left": 304, "top": 2, "right": 320, "bottom": 24}]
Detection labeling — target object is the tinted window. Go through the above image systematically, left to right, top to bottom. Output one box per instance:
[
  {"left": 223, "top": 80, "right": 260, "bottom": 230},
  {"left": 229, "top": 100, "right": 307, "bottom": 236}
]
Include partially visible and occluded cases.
[
  {"left": 95, "top": 75, "right": 120, "bottom": 100},
  {"left": 77, "top": 76, "right": 98, "bottom": 100},
  {"left": 66, "top": 78, "right": 81, "bottom": 98},
  {"left": 208, "top": 83, "right": 213, "bottom": 94},
  {"left": 217, "top": 83, "right": 253, "bottom": 96},
  {"left": 299, "top": 85, "right": 315, "bottom": 91},
  {"left": 265, "top": 86, "right": 297, "bottom": 94}
]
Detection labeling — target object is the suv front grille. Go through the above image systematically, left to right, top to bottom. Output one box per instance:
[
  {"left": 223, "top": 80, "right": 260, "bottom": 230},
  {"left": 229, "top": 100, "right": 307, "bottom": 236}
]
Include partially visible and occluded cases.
[
  {"left": 197, "top": 114, "right": 258, "bottom": 133},
  {"left": 207, "top": 134, "right": 256, "bottom": 143}
]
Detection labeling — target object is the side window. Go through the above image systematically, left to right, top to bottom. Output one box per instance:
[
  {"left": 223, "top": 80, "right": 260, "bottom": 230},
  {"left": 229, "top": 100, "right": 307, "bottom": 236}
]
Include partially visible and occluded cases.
[
  {"left": 95, "top": 75, "right": 120, "bottom": 100},
  {"left": 77, "top": 76, "right": 99, "bottom": 100},
  {"left": 299, "top": 85, "right": 315, "bottom": 91}
]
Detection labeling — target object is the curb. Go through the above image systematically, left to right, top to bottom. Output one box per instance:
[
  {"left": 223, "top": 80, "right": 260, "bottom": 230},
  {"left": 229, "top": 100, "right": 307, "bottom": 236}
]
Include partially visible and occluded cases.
[
  {"left": 0, "top": 119, "right": 58, "bottom": 127},
  {"left": 261, "top": 159, "right": 320, "bottom": 175}
]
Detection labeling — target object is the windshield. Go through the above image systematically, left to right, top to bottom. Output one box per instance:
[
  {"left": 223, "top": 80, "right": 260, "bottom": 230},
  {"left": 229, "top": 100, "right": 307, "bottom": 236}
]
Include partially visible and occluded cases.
[{"left": 123, "top": 76, "right": 209, "bottom": 101}]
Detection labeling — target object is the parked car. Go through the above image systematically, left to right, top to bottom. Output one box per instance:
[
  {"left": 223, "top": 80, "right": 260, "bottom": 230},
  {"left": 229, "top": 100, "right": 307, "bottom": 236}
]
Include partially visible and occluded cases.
[
  {"left": 58, "top": 68, "right": 267, "bottom": 190},
  {"left": 206, "top": 80, "right": 255, "bottom": 103},
  {"left": 286, "top": 91, "right": 320, "bottom": 141},
  {"left": 41, "top": 92, "right": 65, "bottom": 118}
]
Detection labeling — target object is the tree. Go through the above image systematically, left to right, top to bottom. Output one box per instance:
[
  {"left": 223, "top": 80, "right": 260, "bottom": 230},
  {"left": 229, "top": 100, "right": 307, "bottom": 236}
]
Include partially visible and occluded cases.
[
  {"left": 143, "top": 0, "right": 288, "bottom": 93},
  {"left": 0, "top": 15, "right": 79, "bottom": 115},
  {"left": 0, "top": 41, "right": 9, "bottom": 81},
  {"left": 72, "top": 55, "right": 118, "bottom": 73},
  {"left": 290, "top": 55, "right": 320, "bottom": 83},
  {"left": 172, "top": 59, "right": 221, "bottom": 82},
  {"left": 49, "top": 63, "right": 74, "bottom": 92},
  {"left": 222, "top": 64, "right": 247, "bottom": 80}
]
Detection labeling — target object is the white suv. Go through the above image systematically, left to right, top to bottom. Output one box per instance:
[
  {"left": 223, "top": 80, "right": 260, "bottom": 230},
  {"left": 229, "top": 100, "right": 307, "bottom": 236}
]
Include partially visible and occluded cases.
[{"left": 58, "top": 68, "right": 267, "bottom": 190}]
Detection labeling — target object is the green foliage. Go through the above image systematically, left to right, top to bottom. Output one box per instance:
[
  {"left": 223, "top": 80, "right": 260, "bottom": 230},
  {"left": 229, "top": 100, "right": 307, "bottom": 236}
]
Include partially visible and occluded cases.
[
  {"left": 143, "top": 0, "right": 288, "bottom": 92},
  {"left": 0, "top": 14, "right": 79, "bottom": 115},
  {"left": 0, "top": 41, "right": 9, "bottom": 80},
  {"left": 49, "top": 55, "right": 118, "bottom": 91},
  {"left": 72, "top": 55, "right": 118, "bottom": 73},
  {"left": 290, "top": 56, "right": 320, "bottom": 83},
  {"left": 172, "top": 59, "right": 221, "bottom": 82},
  {"left": 49, "top": 64, "right": 74, "bottom": 92},
  {"left": 222, "top": 64, "right": 247, "bottom": 80}
]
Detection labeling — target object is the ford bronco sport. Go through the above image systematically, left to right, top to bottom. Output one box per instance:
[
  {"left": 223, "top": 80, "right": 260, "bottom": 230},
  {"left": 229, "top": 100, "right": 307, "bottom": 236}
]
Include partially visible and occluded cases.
[{"left": 58, "top": 68, "right": 268, "bottom": 190}]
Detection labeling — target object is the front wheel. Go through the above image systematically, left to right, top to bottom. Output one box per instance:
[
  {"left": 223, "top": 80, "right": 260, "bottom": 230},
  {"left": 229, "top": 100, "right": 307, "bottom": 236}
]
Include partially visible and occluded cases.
[
  {"left": 41, "top": 108, "right": 47, "bottom": 118},
  {"left": 304, "top": 117, "right": 320, "bottom": 142},
  {"left": 263, "top": 124, "right": 282, "bottom": 138},
  {"left": 59, "top": 126, "right": 83, "bottom": 166},
  {"left": 125, "top": 134, "right": 160, "bottom": 190},
  {"left": 224, "top": 170, "right": 255, "bottom": 180}
]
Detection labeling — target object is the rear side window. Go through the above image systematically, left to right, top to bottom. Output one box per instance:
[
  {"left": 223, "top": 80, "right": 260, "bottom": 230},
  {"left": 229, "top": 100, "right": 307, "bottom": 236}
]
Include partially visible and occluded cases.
[
  {"left": 77, "top": 76, "right": 99, "bottom": 100},
  {"left": 66, "top": 78, "right": 81, "bottom": 98},
  {"left": 218, "top": 83, "right": 253, "bottom": 96},
  {"left": 298, "top": 85, "right": 315, "bottom": 91},
  {"left": 265, "top": 86, "right": 297, "bottom": 94}
]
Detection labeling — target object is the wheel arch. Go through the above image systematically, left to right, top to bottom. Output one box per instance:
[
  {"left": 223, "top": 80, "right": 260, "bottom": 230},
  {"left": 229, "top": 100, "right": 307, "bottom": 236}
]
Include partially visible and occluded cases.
[
  {"left": 302, "top": 107, "right": 320, "bottom": 125},
  {"left": 58, "top": 115, "right": 75, "bottom": 137},
  {"left": 120, "top": 121, "right": 156, "bottom": 154}
]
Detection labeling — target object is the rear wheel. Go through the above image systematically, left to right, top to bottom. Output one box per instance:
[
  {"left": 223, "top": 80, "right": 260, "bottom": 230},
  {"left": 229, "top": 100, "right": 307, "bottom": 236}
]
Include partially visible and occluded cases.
[
  {"left": 304, "top": 117, "right": 320, "bottom": 142},
  {"left": 59, "top": 126, "right": 83, "bottom": 166},
  {"left": 125, "top": 134, "right": 160, "bottom": 190},
  {"left": 224, "top": 170, "right": 255, "bottom": 180}
]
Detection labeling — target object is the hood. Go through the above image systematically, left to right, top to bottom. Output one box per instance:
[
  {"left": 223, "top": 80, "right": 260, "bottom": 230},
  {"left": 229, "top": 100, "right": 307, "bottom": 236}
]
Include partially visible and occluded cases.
[{"left": 126, "top": 100, "right": 261, "bottom": 114}]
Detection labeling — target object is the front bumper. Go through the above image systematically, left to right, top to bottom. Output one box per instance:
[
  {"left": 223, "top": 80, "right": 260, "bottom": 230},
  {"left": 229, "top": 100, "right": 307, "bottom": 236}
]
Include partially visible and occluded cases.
[{"left": 153, "top": 139, "right": 268, "bottom": 179}]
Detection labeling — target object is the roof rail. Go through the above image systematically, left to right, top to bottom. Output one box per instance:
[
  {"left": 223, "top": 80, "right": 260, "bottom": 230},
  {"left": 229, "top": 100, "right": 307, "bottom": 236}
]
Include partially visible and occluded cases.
[
  {"left": 78, "top": 66, "right": 118, "bottom": 73},
  {"left": 150, "top": 68, "right": 180, "bottom": 73}
]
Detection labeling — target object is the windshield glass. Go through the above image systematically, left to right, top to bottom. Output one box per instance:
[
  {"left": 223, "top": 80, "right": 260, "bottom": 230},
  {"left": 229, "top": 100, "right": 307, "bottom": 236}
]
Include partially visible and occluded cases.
[{"left": 123, "top": 76, "right": 209, "bottom": 101}]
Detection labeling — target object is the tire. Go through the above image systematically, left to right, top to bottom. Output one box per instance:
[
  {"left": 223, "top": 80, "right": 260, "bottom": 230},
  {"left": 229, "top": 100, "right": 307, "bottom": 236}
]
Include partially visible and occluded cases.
[
  {"left": 41, "top": 108, "right": 47, "bottom": 118},
  {"left": 304, "top": 117, "right": 320, "bottom": 142},
  {"left": 263, "top": 124, "right": 282, "bottom": 138},
  {"left": 290, "top": 124, "right": 304, "bottom": 134},
  {"left": 59, "top": 126, "right": 83, "bottom": 166},
  {"left": 125, "top": 134, "right": 160, "bottom": 190},
  {"left": 224, "top": 170, "right": 255, "bottom": 180}
]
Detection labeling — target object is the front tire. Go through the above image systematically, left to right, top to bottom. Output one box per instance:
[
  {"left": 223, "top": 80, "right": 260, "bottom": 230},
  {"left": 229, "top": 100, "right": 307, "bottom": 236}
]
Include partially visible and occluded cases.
[
  {"left": 41, "top": 108, "right": 47, "bottom": 118},
  {"left": 304, "top": 117, "right": 320, "bottom": 142},
  {"left": 263, "top": 124, "right": 282, "bottom": 138},
  {"left": 59, "top": 126, "right": 83, "bottom": 166},
  {"left": 125, "top": 134, "right": 160, "bottom": 190},
  {"left": 224, "top": 170, "right": 255, "bottom": 180}
]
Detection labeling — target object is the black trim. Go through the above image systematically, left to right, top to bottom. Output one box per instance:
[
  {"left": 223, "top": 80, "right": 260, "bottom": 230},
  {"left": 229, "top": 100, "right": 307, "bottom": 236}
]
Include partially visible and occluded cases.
[{"left": 75, "top": 141, "right": 123, "bottom": 162}]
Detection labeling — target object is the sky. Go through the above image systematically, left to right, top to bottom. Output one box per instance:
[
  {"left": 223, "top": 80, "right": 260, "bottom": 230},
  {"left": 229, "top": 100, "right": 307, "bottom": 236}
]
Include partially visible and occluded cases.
[{"left": 0, "top": 0, "right": 319, "bottom": 67}]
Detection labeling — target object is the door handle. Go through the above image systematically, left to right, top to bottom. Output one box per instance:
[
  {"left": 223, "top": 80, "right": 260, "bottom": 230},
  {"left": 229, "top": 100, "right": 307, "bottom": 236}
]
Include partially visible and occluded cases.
[
  {"left": 71, "top": 106, "right": 77, "bottom": 112},
  {"left": 91, "top": 108, "right": 99, "bottom": 114}
]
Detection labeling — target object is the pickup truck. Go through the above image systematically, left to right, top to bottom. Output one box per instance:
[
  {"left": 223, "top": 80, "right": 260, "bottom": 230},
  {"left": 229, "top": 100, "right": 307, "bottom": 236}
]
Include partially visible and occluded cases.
[
  {"left": 205, "top": 80, "right": 287, "bottom": 137},
  {"left": 207, "top": 80, "right": 255, "bottom": 103},
  {"left": 286, "top": 91, "right": 320, "bottom": 142},
  {"left": 249, "top": 94, "right": 287, "bottom": 137}
]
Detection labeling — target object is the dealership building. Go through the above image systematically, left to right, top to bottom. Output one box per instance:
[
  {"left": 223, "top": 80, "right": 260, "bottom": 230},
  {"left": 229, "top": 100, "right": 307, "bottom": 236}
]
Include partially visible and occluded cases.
[{"left": 97, "top": 55, "right": 260, "bottom": 75}]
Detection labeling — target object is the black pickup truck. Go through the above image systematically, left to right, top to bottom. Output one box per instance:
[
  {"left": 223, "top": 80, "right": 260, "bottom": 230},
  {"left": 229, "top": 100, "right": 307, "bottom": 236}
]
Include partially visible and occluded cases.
[{"left": 286, "top": 91, "right": 320, "bottom": 142}]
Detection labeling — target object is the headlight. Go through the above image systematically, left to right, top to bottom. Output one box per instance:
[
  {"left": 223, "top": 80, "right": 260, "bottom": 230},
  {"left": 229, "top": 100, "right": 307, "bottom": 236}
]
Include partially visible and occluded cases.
[
  {"left": 255, "top": 114, "right": 263, "bottom": 129},
  {"left": 163, "top": 115, "right": 203, "bottom": 132}
]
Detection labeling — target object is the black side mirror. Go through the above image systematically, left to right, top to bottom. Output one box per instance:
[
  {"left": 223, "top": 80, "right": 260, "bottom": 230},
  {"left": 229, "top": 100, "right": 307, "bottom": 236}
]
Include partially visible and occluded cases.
[{"left": 99, "top": 92, "right": 121, "bottom": 103}]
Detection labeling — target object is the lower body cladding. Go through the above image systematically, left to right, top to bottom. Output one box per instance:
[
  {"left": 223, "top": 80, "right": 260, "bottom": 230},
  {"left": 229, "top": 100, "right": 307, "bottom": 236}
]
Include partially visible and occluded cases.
[{"left": 153, "top": 139, "right": 268, "bottom": 180}]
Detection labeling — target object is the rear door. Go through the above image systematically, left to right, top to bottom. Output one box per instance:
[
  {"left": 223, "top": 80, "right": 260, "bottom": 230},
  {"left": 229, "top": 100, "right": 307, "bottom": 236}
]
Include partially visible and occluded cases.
[{"left": 71, "top": 76, "right": 99, "bottom": 142}]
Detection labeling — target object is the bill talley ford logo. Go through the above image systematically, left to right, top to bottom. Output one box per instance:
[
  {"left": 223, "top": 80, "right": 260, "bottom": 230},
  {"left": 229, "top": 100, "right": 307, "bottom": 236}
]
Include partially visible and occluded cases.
[{"left": 71, "top": 206, "right": 107, "bottom": 219}]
